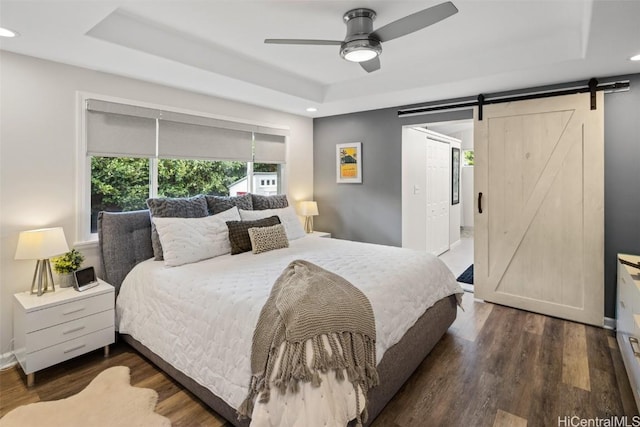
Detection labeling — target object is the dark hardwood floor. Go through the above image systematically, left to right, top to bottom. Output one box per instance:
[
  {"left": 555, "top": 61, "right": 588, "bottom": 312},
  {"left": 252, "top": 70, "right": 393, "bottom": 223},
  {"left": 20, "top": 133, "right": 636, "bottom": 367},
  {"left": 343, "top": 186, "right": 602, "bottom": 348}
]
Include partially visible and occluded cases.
[{"left": 1, "top": 293, "right": 637, "bottom": 426}]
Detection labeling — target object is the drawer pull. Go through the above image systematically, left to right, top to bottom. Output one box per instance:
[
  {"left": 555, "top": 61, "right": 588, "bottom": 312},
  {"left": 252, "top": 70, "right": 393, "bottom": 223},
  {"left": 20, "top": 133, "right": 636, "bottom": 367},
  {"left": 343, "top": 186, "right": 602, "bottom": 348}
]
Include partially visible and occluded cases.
[
  {"left": 621, "top": 301, "right": 626, "bottom": 309},
  {"left": 62, "top": 307, "right": 85, "bottom": 316},
  {"left": 63, "top": 326, "right": 86, "bottom": 335},
  {"left": 630, "top": 337, "right": 640, "bottom": 357},
  {"left": 64, "top": 344, "right": 86, "bottom": 354}
]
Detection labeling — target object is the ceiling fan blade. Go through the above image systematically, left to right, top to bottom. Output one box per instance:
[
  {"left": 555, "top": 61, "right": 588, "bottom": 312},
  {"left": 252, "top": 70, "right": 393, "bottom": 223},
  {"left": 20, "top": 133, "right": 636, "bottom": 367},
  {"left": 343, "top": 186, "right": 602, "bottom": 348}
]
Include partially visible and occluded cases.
[
  {"left": 371, "top": 1, "right": 458, "bottom": 43},
  {"left": 264, "top": 39, "right": 342, "bottom": 46},
  {"left": 360, "top": 57, "right": 381, "bottom": 73}
]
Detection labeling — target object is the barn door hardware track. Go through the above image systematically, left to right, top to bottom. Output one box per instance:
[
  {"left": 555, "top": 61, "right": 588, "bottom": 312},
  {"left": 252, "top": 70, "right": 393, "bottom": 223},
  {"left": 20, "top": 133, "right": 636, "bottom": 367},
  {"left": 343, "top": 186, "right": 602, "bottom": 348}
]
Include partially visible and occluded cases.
[{"left": 397, "top": 78, "right": 629, "bottom": 120}]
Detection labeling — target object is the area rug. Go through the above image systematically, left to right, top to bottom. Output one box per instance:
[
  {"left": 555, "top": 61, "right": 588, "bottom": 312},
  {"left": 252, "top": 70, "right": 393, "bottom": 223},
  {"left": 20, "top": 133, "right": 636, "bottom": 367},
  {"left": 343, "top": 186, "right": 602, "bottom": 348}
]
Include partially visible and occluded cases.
[
  {"left": 457, "top": 264, "right": 474, "bottom": 285},
  {"left": 0, "top": 366, "right": 171, "bottom": 427}
]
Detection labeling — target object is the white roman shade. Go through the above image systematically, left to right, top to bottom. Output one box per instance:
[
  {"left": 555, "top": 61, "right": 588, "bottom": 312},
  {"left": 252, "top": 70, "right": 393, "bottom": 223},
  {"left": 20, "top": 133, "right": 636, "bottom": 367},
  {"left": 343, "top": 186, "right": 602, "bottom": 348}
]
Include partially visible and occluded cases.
[
  {"left": 86, "top": 98, "right": 290, "bottom": 162},
  {"left": 86, "top": 100, "right": 156, "bottom": 157},
  {"left": 158, "top": 120, "right": 253, "bottom": 161},
  {"left": 254, "top": 132, "right": 286, "bottom": 164}
]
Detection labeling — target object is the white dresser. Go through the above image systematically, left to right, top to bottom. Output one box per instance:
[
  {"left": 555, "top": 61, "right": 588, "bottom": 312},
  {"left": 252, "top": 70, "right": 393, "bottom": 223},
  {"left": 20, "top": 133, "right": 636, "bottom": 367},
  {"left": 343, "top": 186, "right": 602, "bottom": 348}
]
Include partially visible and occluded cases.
[
  {"left": 616, "top": 253, "right": 640, "bottom": 410},
  {"left": 13, "top": 280, "right": 115, "bottom": 386}
]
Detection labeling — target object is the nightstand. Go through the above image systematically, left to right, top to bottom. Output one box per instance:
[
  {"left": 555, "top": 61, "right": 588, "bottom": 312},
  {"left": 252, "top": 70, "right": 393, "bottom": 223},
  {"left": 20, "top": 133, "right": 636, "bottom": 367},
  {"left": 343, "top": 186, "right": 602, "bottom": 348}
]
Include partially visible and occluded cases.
[
  {"left": 308, "top": 231, "right": 331, "bottom": 238},
  {"left": 617, "top": 254, "right": 640, "bottom": 410},
  {"left": 13, "top": 279, "right": 115, "bottom": 386}
]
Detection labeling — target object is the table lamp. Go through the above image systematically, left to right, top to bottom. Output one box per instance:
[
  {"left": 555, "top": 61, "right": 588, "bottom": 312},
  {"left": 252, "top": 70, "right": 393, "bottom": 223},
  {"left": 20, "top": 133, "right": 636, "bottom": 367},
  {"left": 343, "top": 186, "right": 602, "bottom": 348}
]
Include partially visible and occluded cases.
[
  {"left": 298, "top": 201, "right": 319, "bottom": 234},
  {"left": 15, "top": 227, "right": 69, "bottom": 296}
]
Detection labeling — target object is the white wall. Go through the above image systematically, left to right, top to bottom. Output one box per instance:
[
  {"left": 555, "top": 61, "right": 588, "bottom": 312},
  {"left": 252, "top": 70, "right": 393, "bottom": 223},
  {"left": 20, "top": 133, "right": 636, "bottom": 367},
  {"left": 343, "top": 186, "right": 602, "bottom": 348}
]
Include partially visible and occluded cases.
[
  {"left": 0, "top": 51, "right": 314, "bottom": 366},
  {"left": 449, "top": 127, "right": 474, "bottom": 229},
  {"left": 462, "top": 167, "right": 475, "bottom": 228}
]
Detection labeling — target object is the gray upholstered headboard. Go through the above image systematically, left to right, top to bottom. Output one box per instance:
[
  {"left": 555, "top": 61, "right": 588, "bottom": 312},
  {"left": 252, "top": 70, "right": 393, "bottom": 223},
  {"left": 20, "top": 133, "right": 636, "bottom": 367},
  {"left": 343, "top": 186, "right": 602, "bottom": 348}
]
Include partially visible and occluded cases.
[{"left": 98, "top": 210, "right": 154, "bottom": 293}]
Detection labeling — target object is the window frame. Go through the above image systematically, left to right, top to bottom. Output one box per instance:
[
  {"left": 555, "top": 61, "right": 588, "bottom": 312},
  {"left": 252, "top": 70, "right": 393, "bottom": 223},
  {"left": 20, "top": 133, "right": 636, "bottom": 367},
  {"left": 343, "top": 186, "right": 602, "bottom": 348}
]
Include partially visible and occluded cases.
[{"left": 77, "top": 92, "right": 289, "bottom": 243}]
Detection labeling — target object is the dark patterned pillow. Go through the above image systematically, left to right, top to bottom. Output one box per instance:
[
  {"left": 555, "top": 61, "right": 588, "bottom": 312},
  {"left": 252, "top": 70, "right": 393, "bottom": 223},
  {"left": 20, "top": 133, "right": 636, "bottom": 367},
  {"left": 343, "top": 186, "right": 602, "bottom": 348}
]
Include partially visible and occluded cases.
[
  {"left": 206, "top": 193, "right": 253, "bottom": 215},
  {"left": 251, "top": 194, "right": 289, "bottom": 210},
  {"left": 147, "top": 195, "right": 208, "bottom": 260},
  {"left": 226, "top": 216, "right": 281, "bottom": 255},
  {"left": 248, "top": 224, "right": 289, "bottom": 254}
]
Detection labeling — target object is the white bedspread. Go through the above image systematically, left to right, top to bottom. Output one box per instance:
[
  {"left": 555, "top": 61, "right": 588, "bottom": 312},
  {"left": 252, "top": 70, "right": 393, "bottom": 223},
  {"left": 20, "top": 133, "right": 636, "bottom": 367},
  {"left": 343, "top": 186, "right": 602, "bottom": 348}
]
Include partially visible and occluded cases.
[{"left": 116, "top": 236, "right": 462, "bottom": 424}]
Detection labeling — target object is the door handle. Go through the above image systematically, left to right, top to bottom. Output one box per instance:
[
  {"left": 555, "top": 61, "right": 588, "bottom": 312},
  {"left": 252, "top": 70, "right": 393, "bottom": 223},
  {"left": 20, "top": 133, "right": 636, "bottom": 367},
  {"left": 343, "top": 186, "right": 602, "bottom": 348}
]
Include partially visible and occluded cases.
[{"left": 478, "top": 192, "right": 483, "bottom": 214}]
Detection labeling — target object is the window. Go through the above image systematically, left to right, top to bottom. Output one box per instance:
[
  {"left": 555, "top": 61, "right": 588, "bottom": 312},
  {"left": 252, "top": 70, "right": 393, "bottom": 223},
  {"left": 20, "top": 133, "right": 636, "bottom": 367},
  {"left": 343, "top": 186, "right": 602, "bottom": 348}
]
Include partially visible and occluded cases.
[
  {"left": 81, "top": 97, "right": 289, "bottom": 240},
  {"left": 463, "top": 150, "right": 474, "bottom": 166},
  {"left": 90, "top": 157, "right": 150, "bottom": 233},
  {"left": 90, "top": 158, "right": 247, "bottom": 233},
  {"left": 158, "top": 159, "right": 246, "bottom": 198}
]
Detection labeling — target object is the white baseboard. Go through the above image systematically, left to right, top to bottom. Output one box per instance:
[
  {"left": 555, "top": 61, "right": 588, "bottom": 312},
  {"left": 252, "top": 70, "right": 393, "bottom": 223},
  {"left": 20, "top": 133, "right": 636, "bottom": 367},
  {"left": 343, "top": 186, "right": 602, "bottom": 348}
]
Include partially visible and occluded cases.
[
  {"left": 459, "top": 283, "right": 474, "bottom": 293},
  {"left": 603, "top": 317, "right": 616, "bottom": 330},
  {"left": 0, "top": 351, "right": 16, "bottom": 370}
]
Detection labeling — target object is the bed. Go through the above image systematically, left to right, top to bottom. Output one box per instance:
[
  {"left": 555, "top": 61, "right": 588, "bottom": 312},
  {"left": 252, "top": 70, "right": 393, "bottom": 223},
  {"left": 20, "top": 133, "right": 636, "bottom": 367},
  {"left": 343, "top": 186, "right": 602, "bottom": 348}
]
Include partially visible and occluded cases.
[{"left": 98, "top": 207, "right": 462, "bottom": 426}]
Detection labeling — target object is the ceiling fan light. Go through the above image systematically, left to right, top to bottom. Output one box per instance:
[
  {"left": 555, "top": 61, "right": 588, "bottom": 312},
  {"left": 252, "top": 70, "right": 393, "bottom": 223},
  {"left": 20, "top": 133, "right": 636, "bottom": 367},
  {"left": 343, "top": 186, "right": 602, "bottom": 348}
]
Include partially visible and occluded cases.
[
  {"left": 340, "top": 39, "right": 381, "bottom": 63},
  {"left": 345, "top": 48, "right": 378, "bottom": 62}
]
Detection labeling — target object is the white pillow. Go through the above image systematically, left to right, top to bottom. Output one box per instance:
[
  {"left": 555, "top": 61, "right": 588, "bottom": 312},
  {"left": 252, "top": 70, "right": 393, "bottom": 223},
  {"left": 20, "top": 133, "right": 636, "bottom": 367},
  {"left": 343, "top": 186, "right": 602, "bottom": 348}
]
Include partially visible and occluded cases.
[
  {"left": 153, "top": 206, "right": 241, "bottom": 267},
  {"left": 239, "top": 206, "right": 306, "bottom": 240}
]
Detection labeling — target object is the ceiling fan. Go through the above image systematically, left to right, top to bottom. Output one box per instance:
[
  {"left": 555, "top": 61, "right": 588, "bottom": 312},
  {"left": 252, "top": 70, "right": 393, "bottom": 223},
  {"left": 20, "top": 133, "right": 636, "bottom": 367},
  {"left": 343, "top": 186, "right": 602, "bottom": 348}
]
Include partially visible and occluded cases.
[{"left": 265, "top": 1, "right": 458, "bottom": 73}]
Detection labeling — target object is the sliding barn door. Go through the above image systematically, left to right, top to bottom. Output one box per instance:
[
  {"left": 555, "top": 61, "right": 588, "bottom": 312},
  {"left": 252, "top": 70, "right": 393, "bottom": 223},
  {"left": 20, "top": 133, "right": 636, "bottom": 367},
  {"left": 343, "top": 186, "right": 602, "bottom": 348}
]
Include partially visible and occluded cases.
[{"left": 474, "top": 92, "right": 604, "bottom": 326}]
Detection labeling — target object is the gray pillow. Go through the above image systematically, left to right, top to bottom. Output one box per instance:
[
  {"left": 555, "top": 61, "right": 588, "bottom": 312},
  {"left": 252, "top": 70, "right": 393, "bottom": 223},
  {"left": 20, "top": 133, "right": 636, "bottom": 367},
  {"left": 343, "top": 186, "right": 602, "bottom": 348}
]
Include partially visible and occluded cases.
[
  {"left": 205, "top": 193, "right": 253, "bottom": 215},
  {"left": 251, "top": 194, "right": 289, "bottom": 210},
  {"left": 147, "top": 195, "right": 208, "bottom": 260},
  {"left": 226, "top": 215, "right": 281, "bottom": 255}
]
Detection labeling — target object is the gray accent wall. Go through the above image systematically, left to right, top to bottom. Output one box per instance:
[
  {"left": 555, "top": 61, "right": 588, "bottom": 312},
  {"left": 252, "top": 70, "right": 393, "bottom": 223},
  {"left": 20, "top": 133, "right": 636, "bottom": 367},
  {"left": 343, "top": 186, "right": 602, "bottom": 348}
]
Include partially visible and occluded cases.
[
  {"left": 314, "top": 74, "right": 640, "bottom": 318},
  {"left": 604, "top": 74, "right": 640, "bottom": 318},
  {"left": 314, "top": 108, "right": 471, "bottom": 246}
]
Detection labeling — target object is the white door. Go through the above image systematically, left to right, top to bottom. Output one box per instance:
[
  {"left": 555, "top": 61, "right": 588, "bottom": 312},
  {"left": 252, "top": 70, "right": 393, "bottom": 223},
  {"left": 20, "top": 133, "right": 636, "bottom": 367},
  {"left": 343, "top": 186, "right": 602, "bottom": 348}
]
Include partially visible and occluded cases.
[
  {"left": 474, "top": 92, "right": 604, "bottom": 326},
  {"left": 402, "top": 128, "right": 451, "bottom": 255},
  {"left": 426, "top": 137, "right": 450, "bottom": 255}
]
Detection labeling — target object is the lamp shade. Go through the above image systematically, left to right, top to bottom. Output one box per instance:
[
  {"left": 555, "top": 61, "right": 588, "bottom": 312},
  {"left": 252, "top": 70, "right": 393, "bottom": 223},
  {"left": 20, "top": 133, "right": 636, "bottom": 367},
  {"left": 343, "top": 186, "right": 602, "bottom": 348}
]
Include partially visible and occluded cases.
[
  {"left": 298, "top": 201, "right": 319, "bottom": 217},
  {"left": 15, "top": 227, "right": 69, "bottom": 260}
]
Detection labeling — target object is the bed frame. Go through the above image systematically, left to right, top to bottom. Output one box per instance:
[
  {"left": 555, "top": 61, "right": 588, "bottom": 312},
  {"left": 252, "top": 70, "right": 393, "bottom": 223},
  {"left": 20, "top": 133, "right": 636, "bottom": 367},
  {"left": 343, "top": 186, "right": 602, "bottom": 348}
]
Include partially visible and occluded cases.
[{"left": 98, "top": 210, "right": 458, "bottom": 427}]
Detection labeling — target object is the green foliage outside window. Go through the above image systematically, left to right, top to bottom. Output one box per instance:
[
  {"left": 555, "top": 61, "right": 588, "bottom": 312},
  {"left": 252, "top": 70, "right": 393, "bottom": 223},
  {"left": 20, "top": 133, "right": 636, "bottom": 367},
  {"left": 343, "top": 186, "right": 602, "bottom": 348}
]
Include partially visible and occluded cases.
[
  {"left": 464, "top": 150, "right": 474, "bottom": 166},
  {"left": 90, "top": 157, "right": 248, "bottom": 232},
  {"left": 91, "top": 157, "right": 150, "bottom": 214},
  {"left": 158, "top": 159, "right": 246, "bottom": 198}
]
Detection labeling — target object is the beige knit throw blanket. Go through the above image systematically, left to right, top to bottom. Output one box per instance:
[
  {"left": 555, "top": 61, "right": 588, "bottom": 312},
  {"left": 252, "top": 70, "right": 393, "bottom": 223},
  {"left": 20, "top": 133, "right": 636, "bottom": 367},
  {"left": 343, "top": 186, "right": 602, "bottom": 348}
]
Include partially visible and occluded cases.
[{"left": 237, "top": 260, "right": 379, "bottom": 426}]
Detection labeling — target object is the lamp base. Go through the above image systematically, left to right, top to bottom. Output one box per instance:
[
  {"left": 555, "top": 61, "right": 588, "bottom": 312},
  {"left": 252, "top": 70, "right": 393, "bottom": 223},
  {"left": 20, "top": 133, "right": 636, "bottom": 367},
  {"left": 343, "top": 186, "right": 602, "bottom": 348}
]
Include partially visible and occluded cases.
[
  {"left": 304, "top": 216, "right": 314, "bottom": 234},
  {"left": 31, "top": 259, "right": 56, "bottom": 296}
]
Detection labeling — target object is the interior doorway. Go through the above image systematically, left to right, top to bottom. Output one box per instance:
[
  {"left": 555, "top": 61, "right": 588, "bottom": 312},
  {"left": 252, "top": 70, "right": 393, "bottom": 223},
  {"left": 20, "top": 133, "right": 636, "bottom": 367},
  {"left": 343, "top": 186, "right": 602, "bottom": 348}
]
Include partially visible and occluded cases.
[{"left": 401, "top": 119, "right": 474, "bottom": 291}]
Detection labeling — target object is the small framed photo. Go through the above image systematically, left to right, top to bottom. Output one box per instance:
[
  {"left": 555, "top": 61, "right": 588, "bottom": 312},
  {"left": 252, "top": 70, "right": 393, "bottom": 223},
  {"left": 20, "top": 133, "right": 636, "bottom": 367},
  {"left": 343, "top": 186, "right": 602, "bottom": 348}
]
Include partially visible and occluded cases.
[{"left": 336, "top": 142, "right": 362, "bottom": 184}]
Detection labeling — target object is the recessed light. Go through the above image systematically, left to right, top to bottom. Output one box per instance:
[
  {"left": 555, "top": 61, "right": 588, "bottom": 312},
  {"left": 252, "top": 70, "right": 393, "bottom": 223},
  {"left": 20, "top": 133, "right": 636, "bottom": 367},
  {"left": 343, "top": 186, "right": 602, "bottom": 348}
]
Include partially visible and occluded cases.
[
  {"left": 0, "top": 27, "right": 19, "bottom": 38},
  {"left": 630, "top": 54, "right": 640, "bottom": 61},
  {"left": 306, "top": 107, "right": 318, "bottom": 112}
]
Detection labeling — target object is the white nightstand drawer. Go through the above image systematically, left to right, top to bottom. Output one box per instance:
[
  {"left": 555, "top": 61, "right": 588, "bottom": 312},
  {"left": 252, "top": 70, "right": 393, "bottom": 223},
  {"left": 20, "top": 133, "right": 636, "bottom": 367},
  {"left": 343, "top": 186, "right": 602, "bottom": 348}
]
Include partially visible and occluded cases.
[
  {"left": 25, "top": 292, "right": 113, "bottom": 332},
  {"left": 26, "top": 310, "right": 114, "bottom": 353},
  {"left": 23, "top": 327, "right": 114, "bottom": 374}
]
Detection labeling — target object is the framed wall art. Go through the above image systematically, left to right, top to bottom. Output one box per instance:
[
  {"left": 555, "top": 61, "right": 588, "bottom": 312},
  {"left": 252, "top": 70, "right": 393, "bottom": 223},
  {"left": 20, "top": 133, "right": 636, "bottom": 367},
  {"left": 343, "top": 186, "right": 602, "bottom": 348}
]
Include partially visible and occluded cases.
[{"left": 336, "top": 142, "right": 362, "bottom": 184}]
